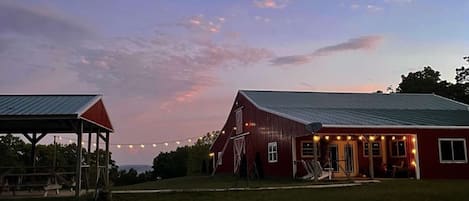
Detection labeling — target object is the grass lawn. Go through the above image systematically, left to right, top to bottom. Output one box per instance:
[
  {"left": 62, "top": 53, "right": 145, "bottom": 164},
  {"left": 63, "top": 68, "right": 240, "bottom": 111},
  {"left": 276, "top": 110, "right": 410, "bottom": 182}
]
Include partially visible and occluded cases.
[
  {"left": 111, "top": 175, "right": 340, "bottom": 190},
  {"left": 8, "top": 177, "right": 469, "bottom": 201},
  {"left": 112, "top": 178, "right": 469, "bottom": 201}
]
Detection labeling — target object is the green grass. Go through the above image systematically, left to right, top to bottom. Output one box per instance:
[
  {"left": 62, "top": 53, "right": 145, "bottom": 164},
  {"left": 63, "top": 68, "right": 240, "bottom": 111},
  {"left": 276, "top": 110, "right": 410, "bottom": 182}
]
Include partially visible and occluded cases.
[
  {"left": 112, "top": 175, "right": 340, "bottom": 190},
  {"left": 9, "top": 177, "right": 469, "bottom": 201},
  {"left": 113, "top": 179, "right": 469, "bottom": 201}
]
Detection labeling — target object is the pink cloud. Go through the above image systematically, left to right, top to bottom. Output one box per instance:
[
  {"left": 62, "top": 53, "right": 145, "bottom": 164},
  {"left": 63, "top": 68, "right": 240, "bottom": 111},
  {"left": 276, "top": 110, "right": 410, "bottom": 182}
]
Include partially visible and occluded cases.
[
  {"left": 254, "top": 0, "right": 289, "bottom": 9},
  {"left": 271, "top": 35, "right": 384, "bottom": 66}
]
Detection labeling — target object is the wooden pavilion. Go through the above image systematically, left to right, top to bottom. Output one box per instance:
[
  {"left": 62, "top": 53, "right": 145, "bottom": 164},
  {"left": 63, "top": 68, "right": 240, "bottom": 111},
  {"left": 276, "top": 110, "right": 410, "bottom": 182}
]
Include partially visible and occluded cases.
[{"left": 0, "top": 94, "right": 113, "bottom": 199}]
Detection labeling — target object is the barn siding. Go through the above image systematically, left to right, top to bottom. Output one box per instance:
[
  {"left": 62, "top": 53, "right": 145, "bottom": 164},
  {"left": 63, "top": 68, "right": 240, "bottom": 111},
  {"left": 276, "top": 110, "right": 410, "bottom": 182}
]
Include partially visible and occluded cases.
[
  {"left": 211, "top": 93, "right": 469, "bottom": 179},
  {"left": 81, "top": 100, "right": 113, "bottom": 131}
]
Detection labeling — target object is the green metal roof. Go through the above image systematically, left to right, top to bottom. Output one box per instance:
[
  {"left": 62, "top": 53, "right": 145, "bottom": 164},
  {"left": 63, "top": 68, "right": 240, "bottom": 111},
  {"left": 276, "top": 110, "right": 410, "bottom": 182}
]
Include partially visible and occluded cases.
[
  {"left": 240, "top": 90, "right": 469, "bottom": 127},
  {"left": 0, "top": 95, "right": 100, "bottom": 116}
]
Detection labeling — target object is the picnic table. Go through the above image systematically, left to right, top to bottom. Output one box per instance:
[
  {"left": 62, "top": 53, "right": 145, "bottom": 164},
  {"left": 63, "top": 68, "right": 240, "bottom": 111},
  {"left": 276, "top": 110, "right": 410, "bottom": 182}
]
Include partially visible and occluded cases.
[{"left": 0, "top": 170, "right": 75, "bottom": 197}]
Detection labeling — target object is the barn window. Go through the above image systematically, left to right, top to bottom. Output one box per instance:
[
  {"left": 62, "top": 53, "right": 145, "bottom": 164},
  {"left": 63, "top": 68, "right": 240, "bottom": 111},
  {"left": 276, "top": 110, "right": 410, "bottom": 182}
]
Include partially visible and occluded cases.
[
  {"left": 235, "top": 108, "right": 243, "bottom": 134},
  {"left": 438, "top": 138, "right": 467, "bottom": 163},
  {"left": 391, "top": 140, "right": 406, "bottom": 157},
  {"left": 301, "top": 141, "right": 319, "bottom": 157},
  {"left": 268, "top": 142, "right": 278, "bottom": 163},
  {"left": 363, "top": 142, "right": 381, "bottom": 157},
  {"left": 217, "top": 152, "right": 223, "bottom": 165}
]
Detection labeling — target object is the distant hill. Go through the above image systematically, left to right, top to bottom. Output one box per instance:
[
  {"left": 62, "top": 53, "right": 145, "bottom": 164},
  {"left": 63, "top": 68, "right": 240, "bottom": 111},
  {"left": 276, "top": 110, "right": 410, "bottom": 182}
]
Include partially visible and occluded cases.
[{"left": 119, "top": 164, "right": 152, "bottom": 174}]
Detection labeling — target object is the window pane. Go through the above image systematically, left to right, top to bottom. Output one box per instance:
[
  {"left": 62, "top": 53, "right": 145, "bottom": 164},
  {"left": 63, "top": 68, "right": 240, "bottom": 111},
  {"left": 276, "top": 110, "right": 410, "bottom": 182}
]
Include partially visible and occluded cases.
[
  {"left": 440, "top": 140, "right": 453, "bottom": 161},
  {"left": 398, "top": 141, "right": 406, "bottom": 156},
  {"left": 453, "top": 141, "right": 466, "bottom": 161},
  {"left": 302, "top": 142, "right": 314, "bottom": 156},
  {"left": 372, "top": 142, "right": 381, "bottom": 156},
  {"left": 391, "top": 142, "right": 398, "bottom": 156},
  {"left": 329, "top": 145, "right": 338, "bottom": 171}
]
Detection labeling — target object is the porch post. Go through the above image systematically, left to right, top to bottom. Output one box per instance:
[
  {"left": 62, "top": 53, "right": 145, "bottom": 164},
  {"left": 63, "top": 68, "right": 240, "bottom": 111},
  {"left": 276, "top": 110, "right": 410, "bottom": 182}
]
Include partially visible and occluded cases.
[
  {"left": 75, "top": 120, "right": 83, "bottom": 199},
  {"left": 96, "top": 130, "right": 100, "bottom": 188},
  {"left": 105, "top": 131, "right": 110, "bottom": 190},
  {"left": 413, "top": 134, "right": 421, "bottom": 179},
  {"left": 313, "top": 135, "right": 319, "bottom": 182},
  {"left": 291, "top": 136, "right": 297, "bottom": 179},
  {"left": 368, "top": 136, "right": 374, "bottom": 179}
]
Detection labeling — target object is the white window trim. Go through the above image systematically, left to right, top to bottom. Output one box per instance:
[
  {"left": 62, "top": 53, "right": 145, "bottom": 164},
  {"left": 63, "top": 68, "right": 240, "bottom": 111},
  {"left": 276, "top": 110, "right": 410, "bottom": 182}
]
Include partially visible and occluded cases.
[
  {"left": 438, "top": 138, "right": 468, "bottom": 164},
  {"left": 390, "top": 140, "right": 407, "bottom": 158},
  {"left": 363, "top": 141, "right": 382, "bottom": 157},
  {"left": 268, "top": 142, "right": 278, "bottom": 163}
]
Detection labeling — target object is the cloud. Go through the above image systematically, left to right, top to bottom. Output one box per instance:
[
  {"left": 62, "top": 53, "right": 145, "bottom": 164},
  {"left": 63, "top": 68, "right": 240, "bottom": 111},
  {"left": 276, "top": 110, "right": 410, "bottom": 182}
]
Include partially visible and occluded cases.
[
  {"left": 254, "top": 0, "right": 289, "bottom": 9},
  {"left": 0, "top": 1, "right": 92, "bottom": 42},
  {"left": 180, "top": 15, "right": 224, "bottom": 34},
  {"left": 271, "top": 35, "right": 384, "bottom": 66}
]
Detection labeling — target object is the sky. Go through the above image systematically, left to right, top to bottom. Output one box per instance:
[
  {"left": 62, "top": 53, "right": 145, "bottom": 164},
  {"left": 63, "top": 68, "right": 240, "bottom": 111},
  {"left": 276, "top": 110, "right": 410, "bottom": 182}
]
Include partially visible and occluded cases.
[{"left": 1, "top": 0, "right": 468, "bottom": 165}]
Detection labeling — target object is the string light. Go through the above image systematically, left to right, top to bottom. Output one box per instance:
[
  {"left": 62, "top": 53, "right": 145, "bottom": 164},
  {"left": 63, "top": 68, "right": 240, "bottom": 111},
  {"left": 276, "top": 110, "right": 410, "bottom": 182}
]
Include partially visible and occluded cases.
[
  {"left": 221, "top": 131, "right": 225, "bottom": 134},
  {"left": 313, "top": 136, "right": 320, "bottom": 142},
  {"left": 325, "top": 136, "right": 330, "bottom": 140},
  {"left": 336, "top": 136, "right": 341, "bottom": 140},
  {"left": 347, "top": 136, "right": 352, "bottom": 140},
  {"left": 358, "top": 136, "right": 363, "bottom": 140},
  {"left": 369, "top": 136, "right": 375, "bottom": 141},
  {"left": 381, "top": 136, "right": 385, "bottom": 140},
  {"left": 392, "top": 136, "right": 396, "bottom": 140},
  {"left": 402, "top": 136, "right": 407, "bottom": 140},
  {"left": 412, "top": 138, "right": 416, "bottom": 143},
  {"left": 187, "top": 139, "right": 192, "bottom": 143},
  {"left": 69, "top": 140, "right": 73, "bottom": 143},
  {"left": 176, "top": 141, "right": 180, "bottom": 145},
  {"left": 164, "top": 142, "right": 169, "bottom": 146},
  {"left": 93, "top": 143, "right": 97, "bottom": 147},
  {"left": 140, "top": 144, "right": 145, "bottom": 148},
  {"left": 152, "top": 144, "right": 157, "bottom": 147},
  {"left": 117, "top": 145, "right": 121, "bottom": 149},
  {"left": 128, "top": 145, "right": 133, "bottom": 149},
  {"left": 412, "top": 149, "right": 416, "bottom": 154},
  {"left": 411, "top": 160, "right": 416, "bottom": 166}
]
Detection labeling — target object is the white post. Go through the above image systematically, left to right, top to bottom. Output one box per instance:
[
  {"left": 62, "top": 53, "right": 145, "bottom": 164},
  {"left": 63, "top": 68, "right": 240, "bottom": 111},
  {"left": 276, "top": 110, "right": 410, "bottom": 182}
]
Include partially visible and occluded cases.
[
  {"left": 413, "top": 134, "right": 421, "bottom": 180},
  {"left": 291, "top": 136, "right": 297, "bottom": 178}
]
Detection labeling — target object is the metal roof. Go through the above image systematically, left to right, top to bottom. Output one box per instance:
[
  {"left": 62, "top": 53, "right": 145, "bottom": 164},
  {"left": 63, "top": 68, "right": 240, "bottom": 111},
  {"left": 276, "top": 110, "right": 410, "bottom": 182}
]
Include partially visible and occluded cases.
[
  {"left": 240, "top": 90, "right": 469, "bottom": 127},
  {"left": 0, "top": 95, "right": 100, "bottom": 116}
]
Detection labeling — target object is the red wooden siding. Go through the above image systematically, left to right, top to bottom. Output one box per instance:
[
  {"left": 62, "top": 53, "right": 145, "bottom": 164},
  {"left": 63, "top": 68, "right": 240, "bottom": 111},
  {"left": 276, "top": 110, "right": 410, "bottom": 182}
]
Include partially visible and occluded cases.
[
  {"left": 211, "top": 92, "right": 469, "bottom": 179},
  {"left": 81, "top": 100, "right": 113, "bottom": 131}
]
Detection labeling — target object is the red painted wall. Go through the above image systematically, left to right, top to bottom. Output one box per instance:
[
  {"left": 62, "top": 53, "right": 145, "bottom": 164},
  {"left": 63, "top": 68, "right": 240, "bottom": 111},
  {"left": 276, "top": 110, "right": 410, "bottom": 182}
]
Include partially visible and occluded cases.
[
  {"left": 211, "top": 92, "right": 310, "bottom": 177},
  {"left": 211, "top": 93, "right": 469, "bottom": 179},
  {"left": 81, "top": 99, "right": 113, "bottom": 131},
  {"left": 416, "top": 129, "right": 469, "bottom": 179}
]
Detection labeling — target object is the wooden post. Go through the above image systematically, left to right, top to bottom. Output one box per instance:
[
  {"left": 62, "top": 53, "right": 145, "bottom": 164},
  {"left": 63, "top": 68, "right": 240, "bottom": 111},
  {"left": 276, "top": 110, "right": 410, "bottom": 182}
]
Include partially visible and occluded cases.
[
  {"left": 75, "top": 120, "right": 83, "bottom": 199},
  {"left": 96, "top": 130, "right": 100, "bottom": 188},
  {"left": 105, "top": 131, "right": 110, "bottom": 190},
  {"left": 31, "top": 133, "right": 37, "bottom": 168},
  {"left": 87, "top": 133, "right": 92, "bottom": 164},
  {"left": 313, "top": 136, "right": 318, "bottom": 182},
  {"left": 368, "top": 139, "right": 374, "bottom": 179}
]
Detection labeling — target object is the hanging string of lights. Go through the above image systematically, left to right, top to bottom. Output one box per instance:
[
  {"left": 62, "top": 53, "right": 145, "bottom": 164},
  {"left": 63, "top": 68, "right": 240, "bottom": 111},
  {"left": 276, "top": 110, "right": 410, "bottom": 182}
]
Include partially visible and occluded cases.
[{"left": 52, "top": 133, "right": 217, "bottom": 150}]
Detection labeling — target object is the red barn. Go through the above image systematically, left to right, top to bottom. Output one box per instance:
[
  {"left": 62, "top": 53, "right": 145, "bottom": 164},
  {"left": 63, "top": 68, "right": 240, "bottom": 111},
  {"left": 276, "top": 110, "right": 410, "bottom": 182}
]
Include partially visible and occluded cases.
[{"left": 210, "top": 90, "right": 469, "bottom": 179}]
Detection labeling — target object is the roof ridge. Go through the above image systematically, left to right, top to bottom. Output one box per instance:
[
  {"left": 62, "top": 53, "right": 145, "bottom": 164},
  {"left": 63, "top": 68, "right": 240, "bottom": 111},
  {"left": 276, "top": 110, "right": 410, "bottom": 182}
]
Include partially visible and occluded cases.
[
  {"left": 239, "top": 90, "right": 436, "bottom": 96},
  {"left": 0, "top": 94, "right": 101, "bottom": 96}
]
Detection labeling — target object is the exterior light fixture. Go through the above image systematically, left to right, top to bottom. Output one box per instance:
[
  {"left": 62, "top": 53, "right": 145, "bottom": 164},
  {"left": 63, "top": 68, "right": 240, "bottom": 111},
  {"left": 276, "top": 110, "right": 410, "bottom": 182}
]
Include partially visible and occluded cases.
[
  {"left": 313, "top": 135, "right": 320, "bottom": 142},
  {"left": 325, "top": 136, "right": 330, "bottom": 140},
  {"left": 336, "top": 136, "right": 341, "bottom": 140},
  {"left": 347, "top": 136, "right": 352, "bottom": 140},
  {"left": 358, "top": 136, "right": 363, "bottom": 140},
  {"left": 369, "top": 136, "right": 375, "bottom": 141},
  {"left": 381, "top": 136, "right": 385, "bottom": 140},
  {"left": 392, "top": 136, "right": 396, "bottom": 140},
  {"left": 402, "top": 136, "right": 407, "bottom": 140},
  {"left": 412, "top": 138, "right": 416, "bottom": 143},
  {"left": 412, "top": 149, "right": 416, "bottom": 154}
]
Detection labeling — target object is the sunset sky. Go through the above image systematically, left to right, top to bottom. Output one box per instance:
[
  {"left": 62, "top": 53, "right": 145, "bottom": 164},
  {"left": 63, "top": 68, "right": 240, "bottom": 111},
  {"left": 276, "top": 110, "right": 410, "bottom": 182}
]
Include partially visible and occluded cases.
[{"left": 1, "top": 0, "right": 468, "bottom": 165}]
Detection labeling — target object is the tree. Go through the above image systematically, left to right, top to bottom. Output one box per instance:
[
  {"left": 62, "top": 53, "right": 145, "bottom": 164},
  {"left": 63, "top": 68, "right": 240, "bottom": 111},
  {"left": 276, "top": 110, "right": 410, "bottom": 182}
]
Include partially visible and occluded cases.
[
  {"left": 456, "top": 56, "right": 469, "bottom": 84},
  {"left": 397, "top": 65, "right": 469, "bottom": 104},
  {"left": 397, "top": 66, "right": 445, "bottom": 93}
]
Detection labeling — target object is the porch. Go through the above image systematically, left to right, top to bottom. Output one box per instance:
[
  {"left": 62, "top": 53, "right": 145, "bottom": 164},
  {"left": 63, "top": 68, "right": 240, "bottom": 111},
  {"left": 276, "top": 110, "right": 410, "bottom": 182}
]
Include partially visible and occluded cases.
[{"left": 294, "top": 134, "right": 419, "bottom": 180}]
